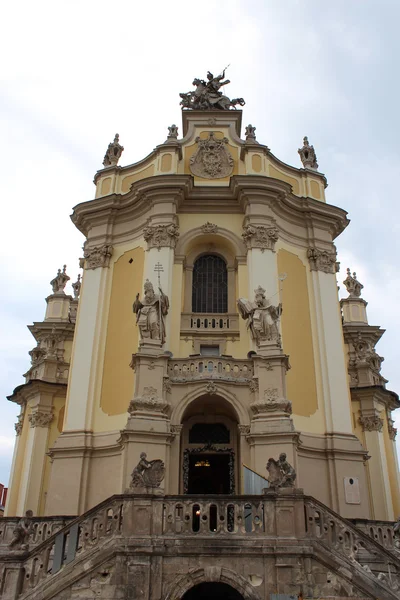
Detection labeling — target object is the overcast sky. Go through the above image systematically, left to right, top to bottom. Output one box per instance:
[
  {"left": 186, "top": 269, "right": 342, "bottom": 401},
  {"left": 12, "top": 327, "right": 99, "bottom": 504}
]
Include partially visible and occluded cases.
[{"left": 0, "top": 0, "right": 399, "bottom": 486}]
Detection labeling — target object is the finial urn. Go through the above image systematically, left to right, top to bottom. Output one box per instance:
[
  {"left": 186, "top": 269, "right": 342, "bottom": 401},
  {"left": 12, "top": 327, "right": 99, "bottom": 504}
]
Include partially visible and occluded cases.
[
  {"left": 103, "top": 133, "right": 124, "bottom": 167},
  {"left": 298, "top": 136, "right": 318, "bottom": 170}
]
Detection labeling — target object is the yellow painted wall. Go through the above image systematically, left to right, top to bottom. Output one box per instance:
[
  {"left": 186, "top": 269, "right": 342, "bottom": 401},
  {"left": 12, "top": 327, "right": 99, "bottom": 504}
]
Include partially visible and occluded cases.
[
  {"left": 161, "top": 153, "right": 172, "bottom": 172},
  {"left": 251, "top": 154, "right": 262, "bottom": 173},
  {"left": 121, "top": 165, "right": 155, "bottom": 193},
  {"left": 269, "top": 165, "right": 300, "bottom": 196},
  {"left": 101, "top": 177, "right": 112, "bottom": 195},
  {"left": 310, "top": 180, "right": 321, "bottom": 199},
  {"left": 100, "top": 247, "right": 144, "bottom": 415},
  {"left": 277, "top": 249, "right": 318, "bottom": 416},
  {"left": 38, "top": 396, "right": 65, "bottom": 515},
  {"left": 5, "top": 409, "right": 30, "bottom": 516}
]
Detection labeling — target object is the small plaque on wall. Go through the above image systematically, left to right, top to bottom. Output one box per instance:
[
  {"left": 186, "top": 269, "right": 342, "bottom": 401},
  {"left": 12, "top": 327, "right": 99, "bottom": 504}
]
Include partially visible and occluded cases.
[{"left": 344, "top": 477, "right": 361, "bottom": 504}]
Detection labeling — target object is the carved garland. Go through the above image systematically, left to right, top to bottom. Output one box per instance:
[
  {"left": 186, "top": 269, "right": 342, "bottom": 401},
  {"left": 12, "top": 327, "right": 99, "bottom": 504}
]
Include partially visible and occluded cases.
[
  {"left": 201, "top": 222, "right": 218, "bottom": 234},
  {"left": 143, "top": 223, "right": 179, "bottom": 250},
  {"left": 242, "top": 225, "right": 279, "bottom": 253},
  {"left": 84, "top": 244, "right": 113, "bottom": 269},
  {"left": 307, "top": 247, "right": 338, "bottom": 274},
  {"left": 128, "top": 386, "right": 169, "bottom": 417},
  {"left": 250, "top": 388, "right": 292, "bottom": 416},
  {"left": 28, "top": 411, "right": 53, "bottom": 428},
  {"left": 359, "top": 415, "right": 384, "bottom": 432}
]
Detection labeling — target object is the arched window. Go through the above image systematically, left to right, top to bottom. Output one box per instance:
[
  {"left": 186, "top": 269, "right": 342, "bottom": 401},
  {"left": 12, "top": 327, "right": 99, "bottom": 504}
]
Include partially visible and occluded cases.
[{"left": 192, "top": 255, "right": 227, "bottom": 313}]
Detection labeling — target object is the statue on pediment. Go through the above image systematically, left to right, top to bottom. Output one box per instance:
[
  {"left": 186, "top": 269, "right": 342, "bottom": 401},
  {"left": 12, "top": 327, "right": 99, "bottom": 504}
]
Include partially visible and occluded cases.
[{"left": 180, "top": 70, "right": 245, "bottom": 111}]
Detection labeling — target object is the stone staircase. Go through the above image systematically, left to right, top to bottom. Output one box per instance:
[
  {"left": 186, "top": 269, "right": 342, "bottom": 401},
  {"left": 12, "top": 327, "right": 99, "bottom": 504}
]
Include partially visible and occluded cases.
[{"left": 0, "top": 491, "right": 399, "bottom": 600}]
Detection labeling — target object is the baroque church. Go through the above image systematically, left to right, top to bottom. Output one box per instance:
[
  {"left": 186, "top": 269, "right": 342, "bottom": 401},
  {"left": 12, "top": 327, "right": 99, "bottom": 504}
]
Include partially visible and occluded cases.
[{"left": 1, "top": 73, "right": 400, "bottom": 600}]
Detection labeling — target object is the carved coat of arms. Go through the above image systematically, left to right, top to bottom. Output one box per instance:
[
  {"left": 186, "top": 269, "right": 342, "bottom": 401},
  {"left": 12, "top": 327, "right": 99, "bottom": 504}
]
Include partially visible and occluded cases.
[{"left": 190, "top": 132, "right": 234, "bottom": 179}]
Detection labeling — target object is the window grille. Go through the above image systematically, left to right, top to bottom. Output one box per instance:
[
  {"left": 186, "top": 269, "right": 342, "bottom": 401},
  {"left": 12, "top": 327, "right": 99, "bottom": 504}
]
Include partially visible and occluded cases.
[{"left": 192, "top": 255, "right": 227, "bottom": 313}]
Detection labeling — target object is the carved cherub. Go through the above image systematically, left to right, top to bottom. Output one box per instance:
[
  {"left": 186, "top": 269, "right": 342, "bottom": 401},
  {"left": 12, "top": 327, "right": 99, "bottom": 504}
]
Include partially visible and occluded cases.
[{"left": 9, "top": 510, "right": 34, "bottom": 550}]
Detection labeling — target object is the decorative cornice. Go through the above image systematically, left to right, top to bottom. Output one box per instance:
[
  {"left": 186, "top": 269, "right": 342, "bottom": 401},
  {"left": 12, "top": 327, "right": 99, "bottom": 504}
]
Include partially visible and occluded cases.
[
  {"left": 143, "top": 222, "right": 179, "bottom": 250},
  {"left": 201, "top": 222, "right": 218, "bottom": 234},
  {"left": 242, "top": 224, "right": 279, "bottom": 253},
  {"left": 83, "top": 244, "right": 113, "bottom": 269},
  {"left": 307, "top": 247, "right": 338, "bottom": 274},
  {"left": 28, "top": 411, "right": 53, "bottom": 428},
  {"left": 359, "top": 415, "right": 384, "bottom": 432}
]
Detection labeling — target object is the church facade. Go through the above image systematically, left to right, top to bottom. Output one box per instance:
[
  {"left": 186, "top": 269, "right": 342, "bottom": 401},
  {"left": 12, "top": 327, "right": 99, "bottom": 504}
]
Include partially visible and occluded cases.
[{"left": 1, "top": 75, "right": 400, "bottom": 600}]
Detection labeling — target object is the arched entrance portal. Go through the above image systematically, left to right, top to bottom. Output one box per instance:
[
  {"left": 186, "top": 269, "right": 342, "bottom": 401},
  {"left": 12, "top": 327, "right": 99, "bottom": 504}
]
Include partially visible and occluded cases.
[
  {"left": 180, "top": 394, "right": 239, "bottom": 494},
  {"left": 183, "top": 583, "right": 244, "bottom": 600}
]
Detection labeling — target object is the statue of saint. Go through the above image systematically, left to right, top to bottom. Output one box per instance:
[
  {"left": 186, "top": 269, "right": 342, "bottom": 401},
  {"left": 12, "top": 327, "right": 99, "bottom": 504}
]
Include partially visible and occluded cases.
[
  {"left": 179, "top": 70, "right": 245, "bottom": 111},
  {"left": 133, "top": 280, "right": 169, "bottom": 344},
  {"left": 237, "top": 286, "right": 282, "bottom": 345},
  {"left": 130, "top": 452, "right": 165, "bottom": 489},
  {"left": 266, "top": 453, "right": 296, "bottom": 488},
  {"left": 9, "top": 510, "right": 34, "bottom": 550}
]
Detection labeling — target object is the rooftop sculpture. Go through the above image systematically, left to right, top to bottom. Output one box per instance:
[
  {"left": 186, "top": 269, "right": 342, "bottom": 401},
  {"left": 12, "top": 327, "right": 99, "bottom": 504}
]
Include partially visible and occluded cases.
[{"left": 180, "top": 70, "right": 245, "bottom": 111}]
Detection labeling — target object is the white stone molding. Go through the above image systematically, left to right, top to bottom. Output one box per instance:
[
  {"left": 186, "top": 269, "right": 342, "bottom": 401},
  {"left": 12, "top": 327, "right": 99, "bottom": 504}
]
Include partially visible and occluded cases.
[
  {"left": 201, "top": 221, "right": 218, "bottom": 234},
  {"left": 143, "top": 223, "right": 179, "bottom": 250},
  {"left": 242, "top": 224, "right": 279, "bottom": 253},
  {"left": 83, "top": 244, "right": 113, "bottom": 269},
  {"left": 307, "top": 247, "right": 338, "bottom": 274},
  {"left": 28, "top": 411, "right": 53, "bottom": 428},
  {"left": 359, "top": 415, "right": 384, "bottom": 432}
]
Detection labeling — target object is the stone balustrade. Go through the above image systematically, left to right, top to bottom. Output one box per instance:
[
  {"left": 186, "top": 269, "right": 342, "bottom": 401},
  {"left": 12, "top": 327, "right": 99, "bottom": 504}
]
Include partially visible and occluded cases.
[
  {"left": 181, "top": 313, "right": 240, "bottom": 334},
  {"left": 167, "top": 357, "right": 253, "bottom": 383},
  {"left": 0, "top": 516, "right": 74, "bottom": 550},
  {"left": 349, "top": 518, "right": 396, "bottom": 551}
]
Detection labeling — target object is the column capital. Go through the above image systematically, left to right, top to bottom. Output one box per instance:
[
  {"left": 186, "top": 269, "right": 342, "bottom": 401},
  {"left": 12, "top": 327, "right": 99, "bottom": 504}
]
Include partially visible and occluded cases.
[
  {"left": 143, "top": 222, "right": 179, "bottom": 250},
  {"left": 242, "top": 224, "right": 279, "bottom": 252},
  {"left": 83, "top": 244, "right": 113, "bottom": 269},
  {"left": 307, "top": 246, "right": 338, "bottom": 274},
  {"left": 28, "top": 410, "right": 53, "bottom": 428},
  {"left": 359, "top": 414, "right": 384, "bottom": 432}
]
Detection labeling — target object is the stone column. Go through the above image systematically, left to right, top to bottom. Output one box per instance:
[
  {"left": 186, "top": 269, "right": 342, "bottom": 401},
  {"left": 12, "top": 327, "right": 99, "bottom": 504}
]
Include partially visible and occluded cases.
[
  {"left": 307, "top": 247, "right": 353, "bottom": 434},
  {"left": 17, "top": 403, "right": 53, "bottom": 515},
  {"left": 359, "top": 409, "right": 394, "bottom": 520}
]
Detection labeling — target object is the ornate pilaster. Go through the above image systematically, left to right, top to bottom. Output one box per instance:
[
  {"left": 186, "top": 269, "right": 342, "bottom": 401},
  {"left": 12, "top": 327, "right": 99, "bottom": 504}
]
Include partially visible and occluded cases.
[
  {"left": 143, "top": 222, "right": 179, "bottom": 250},
  {"left": 242, "top": 225, "right": 279, "bottom": 253},
  {"left": 83, "top": 244, "right": 113, "bottom": 269},
  {"left": 307, "top": 247, "right": 338, "bottom": 274}
]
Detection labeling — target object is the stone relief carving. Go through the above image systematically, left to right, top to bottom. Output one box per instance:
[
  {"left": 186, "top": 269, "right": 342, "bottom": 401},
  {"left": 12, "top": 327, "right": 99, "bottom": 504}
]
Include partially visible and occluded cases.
[
  {"left": 179, "top": 70, "right": 245, "bottom": 111},
  {"left": 245, "top": 124, "right": 257, "bottom": 141},
  {"left": 190, "top": 132, "right": 234, "bottom": 179},
  {"left": 102, "top": 133, "right": 124, "bottom": 167},
  {"left": 298, "top": 136, "right": 318, "bottom": 170},
  {"left": 201, "top": 221, "right": 218, "bottom": 234},
  {"left": 143, "top": 222, "right": 179, "bottom": 250},
  {"left": 242, "top": 224, "right": 279, "bottom": 252},
  {"left": 84, "top": 244, "right": 113, "bottom": 270},
  {"left": 307, "top": 247, "right": 338, "bottom": 274},
  {"left": 50, "top": 265, "right": 70, "bottom": 294},
  {"left": 343, "top": 267, "right": 364, "bottom": 297},
  {"left": 72, "top": 274, "right": 81, "bottom": 299},
  {"left": 133, "top": 280, "right": 169, "bottom": 345},
  {"left": 238, "top": 286, "right": 282, "bottom": 346},
  {"left": 163, "top": 376, "right": 172, "bottom": 394},
  {"left": 248, "top": 378, "right": 259, "bottom": 393},
  {"left": 206, "top": 381, "right": 218, "bottom": 395},
  {"left": 128, "top": 386, "right": 169, "bottom": 416},
  {"left": 250, "top": 388, "right": 292, "bottom": 416},
  {"left": 28, "top": 411, "right": 53, "bottom": 428},
  {"left": 14, "top": 414, "right": 23, "bottom": 436},
  {"left": 359, "top": 414, "right": 384, "bottom": 432},
  {"left": 388, "top": 417, "right": 398, "bottom": 440},
  {"left": 170, "top": 424, "right": 183, "bottom": 436},
  {"left": 237, "top": 424, "right": 250, "bottom": 435},
  {"left": 130, "top": 452, "right": 165, "bottom": 489},
  {"left": 266, "top": 453, "right": 296, "bottom": 487},
  {"left": 8, "top": 510, "right": 34, "bottom": 550}
]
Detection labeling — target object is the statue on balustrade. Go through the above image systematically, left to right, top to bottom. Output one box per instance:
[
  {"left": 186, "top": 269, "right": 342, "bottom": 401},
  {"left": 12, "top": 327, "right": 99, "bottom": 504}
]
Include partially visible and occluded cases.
[
  {"left": 133, "top": 279, "right": 169, "bottom": 344},
  {"left": 238, "top": 286, "right": 282, "bottom": 346},
  {"left": 130, "top": 452, "right": 165, "bottom": 489},
  {"left": 266, "top": 453, "right": 296, "bottom": 488},
  {"left": 8, "top": 509, "right": 34, "bottom": 550},
  {"left": 394, "top": 516, "right": 400, "bottom": 552}
]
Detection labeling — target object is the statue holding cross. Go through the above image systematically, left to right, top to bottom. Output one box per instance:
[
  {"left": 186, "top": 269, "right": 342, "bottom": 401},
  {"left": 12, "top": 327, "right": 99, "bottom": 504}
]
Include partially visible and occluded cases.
[{"left": 133, "top": 265, "right": 169, "bottom": 345}]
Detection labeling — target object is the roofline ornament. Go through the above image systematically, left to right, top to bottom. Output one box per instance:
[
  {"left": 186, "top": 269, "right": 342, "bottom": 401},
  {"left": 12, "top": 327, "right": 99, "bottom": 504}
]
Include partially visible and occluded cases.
[{"left": 180, "top": 69, "right": 245, "bottom": 111}]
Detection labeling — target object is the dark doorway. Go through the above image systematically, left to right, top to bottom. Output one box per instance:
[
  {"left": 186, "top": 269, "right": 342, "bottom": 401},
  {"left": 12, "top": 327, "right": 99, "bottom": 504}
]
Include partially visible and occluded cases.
[
  {"left": 188, "top": 453, "right": 230, "bottom": 494},
  {"left": 183, "top": 583, "right": 244, "bottom": 600}
]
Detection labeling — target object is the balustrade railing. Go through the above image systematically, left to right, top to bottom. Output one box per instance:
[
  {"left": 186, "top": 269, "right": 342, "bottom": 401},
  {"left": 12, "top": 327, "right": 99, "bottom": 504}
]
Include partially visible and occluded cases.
[
  {"left": 181, "top": 313, "right": 240, "bottom": 334},
  {"left": 168, "top": 357, "right": 253, "bottom": 383},
  {"left": 163, "top": 497, "right": 265, "bottom": 535},
  {"left": 0, "top": 517, "right": 74, "bottom": 550},
  {"left": 349, "top": 518, "right": 395, "bottom": 551}
]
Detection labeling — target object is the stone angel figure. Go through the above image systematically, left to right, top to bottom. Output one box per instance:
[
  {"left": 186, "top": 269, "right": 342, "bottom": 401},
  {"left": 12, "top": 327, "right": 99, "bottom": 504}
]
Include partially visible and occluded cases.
[
  {"left": 133, "top": 279, "right": 169, "bottom": 345},
  {"left": 237, "top": 286, "right": 282, "bottom": 345},
  {"left": 130, "top": 452, "right": 165, "bottom": 489},
  {"left": 266, "top": 453, "right": 296, "bottom": 488},
  {"left": 8, "top": 510, "right": 34, "bottom": 550}
]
